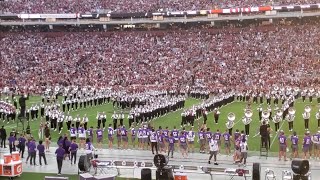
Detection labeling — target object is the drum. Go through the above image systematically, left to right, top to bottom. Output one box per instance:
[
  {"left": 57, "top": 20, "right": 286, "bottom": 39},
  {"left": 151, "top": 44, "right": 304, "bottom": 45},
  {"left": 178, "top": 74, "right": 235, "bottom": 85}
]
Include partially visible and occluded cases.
[
  {"left": 12, "top": 152, "right": 21, "bottom": 161},
  {"left": 3, "top": 153, "right": 12, "bottom": 164},
  {"left": 174, "top": 172, "right": 187, "bottom": 180}
]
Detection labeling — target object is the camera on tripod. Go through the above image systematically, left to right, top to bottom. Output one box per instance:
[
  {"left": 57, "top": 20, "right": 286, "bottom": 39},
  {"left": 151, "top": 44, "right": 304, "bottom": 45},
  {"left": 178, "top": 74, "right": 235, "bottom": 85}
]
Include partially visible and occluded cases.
[{"left": 154, "top": 154, "right": 174, "bottom": 180}]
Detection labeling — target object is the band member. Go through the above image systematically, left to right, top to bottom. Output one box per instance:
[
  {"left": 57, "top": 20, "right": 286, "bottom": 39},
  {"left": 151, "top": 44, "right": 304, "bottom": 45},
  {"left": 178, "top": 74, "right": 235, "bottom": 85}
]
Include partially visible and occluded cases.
[
  {"left": 308, "top": 89, "right": 313, "bottom": 103},
  {"left": 301, "top": 90, "right": 306, "bottom": 102},
  {"left": 259, "top": 92, "right": 264, "bottom": 104},
  {"left": 266, "top": 93, "right": 271, "bottom": 105},
  {"left": 62, "top": 100, "right": 66, "bottom": 112},
  {"left": 40, "top": 103, "right": 45, "bottom": 118},
  {"left": 257, "top": 105, "right": 262, "bottom": 121},
  {"left": 302, "top": 106, "right": 311, "bottom": 131},
  {"left": 202, "top": 108, "right": 208, "bottom": 124},
  {"left": 213, "top": 108, "right": 220, "bottom": 124},
  {"left": 286, "top": 108, "right": 295, "bottom": 132},
  {"left": 273, "top": 110, "right": 282, "bottom": 132},
  {"left": 316, "top": 110, "right": 320, "bottom": 128},
  {"left": 181, "top": 111, "right": 186, "bottom": 127},
  {"left": 58, "top": 112, "right": 64, "bottom": 134},
  {"left": 65, "top": 112, "right": 72, "bottom": 131},
  {"left": 96, "top": 112, "right": 102, "bottom": 129},
  {"left": 112, "top": 112, "right": 118, "bottom": 130},
  {"left": 119, "top": 112, "right": 124, "bottom": 126},
  {"left": 128, "top": 112, "right": 134, "bottom": 128},
  {"left": 73, "top": 114, "right": 80, "bottom": 130},
  {"left": 82, "top": 114, "right": 89, "bottom": 130},
  {"left": 242, "top": 114, "right": 252, "bottom": 136},
  {"left": 107, "top": 124, "right": 114, "bottom": 149},
  {"left": 150, "top": 128, "right": 158, "bottom": 155},
  {"left": 223, "top": 129, "right": 231, "bottom": 155},
  {"left": 278, "top": 130, "right": 287, "bottom": 161},
  {"left": 290, "top": 131, "right": 299, "bottom": 159},
  {"left": 302, "top": 131, "right": 312, "bottom": 159},
  {"left": 167, "top": 133, "right": 175, "bottom": 158},
  {"left": 208, "top": 137, "right": 219, "bottom": 165},
  {"left": 239, "top": 138, "right": 248, "bottom": 166}
]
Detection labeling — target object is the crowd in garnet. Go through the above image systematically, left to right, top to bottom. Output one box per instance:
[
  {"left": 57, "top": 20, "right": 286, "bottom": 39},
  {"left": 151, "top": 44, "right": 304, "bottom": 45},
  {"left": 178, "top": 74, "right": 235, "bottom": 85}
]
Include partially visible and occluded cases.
[
  {"left": 0, "top": 0, "right": 319, "bottom": 14},
  {"left": 0, "top": 24, "right": 320, "bottom": 93}
]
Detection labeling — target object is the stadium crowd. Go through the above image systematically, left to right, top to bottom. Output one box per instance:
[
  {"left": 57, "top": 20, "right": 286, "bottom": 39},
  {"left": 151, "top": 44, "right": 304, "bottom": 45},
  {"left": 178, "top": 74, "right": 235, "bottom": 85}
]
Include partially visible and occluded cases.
[
  {"left": 0, "top": 0, "right": 319, "bottom": 14},
  {"left": 1, "top": 24, "right": 319, "bottom": 93}
]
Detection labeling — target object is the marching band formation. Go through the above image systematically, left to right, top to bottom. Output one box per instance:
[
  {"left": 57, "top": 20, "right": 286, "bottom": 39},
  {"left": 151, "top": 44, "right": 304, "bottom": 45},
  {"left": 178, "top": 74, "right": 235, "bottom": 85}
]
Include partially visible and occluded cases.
[{"left": 0, "top": 85, "right": 320, "bottom": 162}]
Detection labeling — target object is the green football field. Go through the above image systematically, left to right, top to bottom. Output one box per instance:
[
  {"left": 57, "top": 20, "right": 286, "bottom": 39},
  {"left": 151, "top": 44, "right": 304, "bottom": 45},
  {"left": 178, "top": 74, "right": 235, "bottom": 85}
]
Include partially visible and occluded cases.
[{"left": 2, "top": 96, "right": 319, "bottom": 154}]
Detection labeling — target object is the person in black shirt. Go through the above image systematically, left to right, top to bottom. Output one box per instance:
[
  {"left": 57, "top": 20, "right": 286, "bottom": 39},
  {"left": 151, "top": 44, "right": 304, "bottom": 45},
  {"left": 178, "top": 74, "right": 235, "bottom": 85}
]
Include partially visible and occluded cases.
[
  {"left": 259, "top": 121, "right": 268, "bottom": 149},
  {"left": 0, "top": 126, "right": 7, "bottom": 148}
]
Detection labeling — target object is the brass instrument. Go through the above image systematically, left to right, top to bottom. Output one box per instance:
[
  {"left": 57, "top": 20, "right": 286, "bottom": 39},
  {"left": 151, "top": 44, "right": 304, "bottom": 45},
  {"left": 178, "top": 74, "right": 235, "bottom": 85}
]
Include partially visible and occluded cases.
[
  {"left": 303, "top": 105, "right": 311, "bottom": 119},
  {"left": 286, "top": 107, "right": 295, "bottom": 122},
  {"left": 316, "top": 108, "right": 320, "bottom": 119},
  {"left": 242, "top": 109, "right": 253, "bottom": 125},
  {"left": 273, "top": 109, "right": 283, "bottom": 123},
  {"left": 261, "top": 110, "right": 270, "bottom": 123},
  {"left": 226, "top": 112, "right": 235, "bottom": 129}
]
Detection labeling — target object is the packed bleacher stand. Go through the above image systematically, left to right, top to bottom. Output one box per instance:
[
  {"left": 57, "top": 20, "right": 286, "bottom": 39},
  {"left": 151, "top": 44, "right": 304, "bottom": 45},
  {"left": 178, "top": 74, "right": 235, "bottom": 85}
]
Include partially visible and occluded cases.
[
  {"left": 0, "top": 0, "right": 319, "bottom": 14},
  {"left": 1, "top": 22, "right": 320, "bottom": 93}
]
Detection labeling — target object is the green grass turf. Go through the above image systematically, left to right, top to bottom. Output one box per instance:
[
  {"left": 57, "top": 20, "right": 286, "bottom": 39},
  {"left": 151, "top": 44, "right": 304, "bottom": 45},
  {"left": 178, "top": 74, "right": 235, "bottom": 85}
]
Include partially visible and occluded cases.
[
  {"left": 2, "top": 96, "right": 319, "bottom": 154},
  {"left": 0, "top": 172, "right": 137, "bottom": 180}
]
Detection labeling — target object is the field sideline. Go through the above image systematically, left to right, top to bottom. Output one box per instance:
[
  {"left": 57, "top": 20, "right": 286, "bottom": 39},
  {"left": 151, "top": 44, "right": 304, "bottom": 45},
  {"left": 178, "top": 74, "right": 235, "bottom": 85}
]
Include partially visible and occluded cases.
[{"left": 2, "top": 96, "right": 319, "bottom": 154}]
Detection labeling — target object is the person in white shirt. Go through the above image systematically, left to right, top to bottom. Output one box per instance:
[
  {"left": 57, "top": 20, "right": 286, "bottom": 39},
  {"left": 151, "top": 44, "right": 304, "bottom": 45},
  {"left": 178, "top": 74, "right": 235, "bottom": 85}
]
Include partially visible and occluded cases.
[
  {"left": 187, "top": 128, "right": 195, "bottom": 153},
  {"left": 208, "top": 138, "right": 219, "bottom": 165},
  {"left": 239, "top": 138, "right": 248, "bottom": 166}
]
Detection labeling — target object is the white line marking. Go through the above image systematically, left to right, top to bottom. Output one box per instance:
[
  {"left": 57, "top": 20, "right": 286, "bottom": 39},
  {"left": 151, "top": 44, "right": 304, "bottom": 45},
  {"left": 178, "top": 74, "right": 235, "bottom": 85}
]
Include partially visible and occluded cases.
[{"left": 270, "top": 120, "right": 286, "bottom": 148}]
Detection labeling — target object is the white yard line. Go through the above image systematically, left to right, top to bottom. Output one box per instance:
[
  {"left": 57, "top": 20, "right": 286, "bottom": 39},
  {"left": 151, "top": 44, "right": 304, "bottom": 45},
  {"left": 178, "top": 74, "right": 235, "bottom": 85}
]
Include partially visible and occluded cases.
[{"left": 270, "top": 120, "right": 286, "bottom": 148}]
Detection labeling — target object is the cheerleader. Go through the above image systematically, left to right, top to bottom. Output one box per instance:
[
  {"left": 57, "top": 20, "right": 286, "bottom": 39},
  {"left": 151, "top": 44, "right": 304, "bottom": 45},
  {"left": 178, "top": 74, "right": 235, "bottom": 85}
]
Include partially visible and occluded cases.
[
  {"left": 78, "top": 124, "right": 86, "bottom": 149},
  {"left": 107, "top": 124, "right": 114, "bottom": 149}
]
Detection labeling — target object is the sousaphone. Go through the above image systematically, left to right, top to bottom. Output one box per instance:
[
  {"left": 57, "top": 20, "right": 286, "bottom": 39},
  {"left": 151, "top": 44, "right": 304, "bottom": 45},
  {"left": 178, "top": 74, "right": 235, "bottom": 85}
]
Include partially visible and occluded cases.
[{"left": 226, "top": 112, "right": 235, "bottom": 129}]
